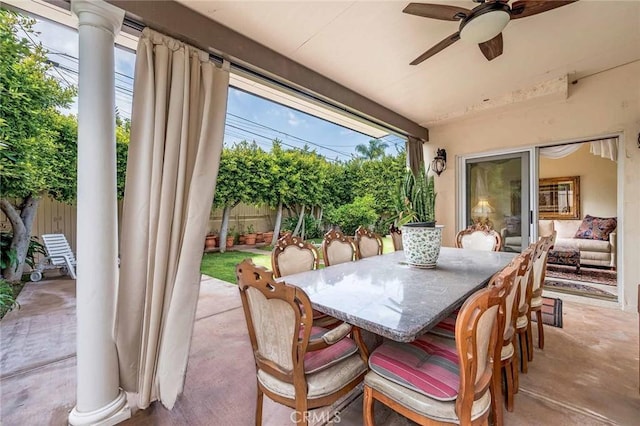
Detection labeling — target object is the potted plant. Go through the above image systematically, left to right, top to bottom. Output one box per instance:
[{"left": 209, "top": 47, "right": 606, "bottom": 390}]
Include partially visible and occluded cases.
[
  {"left": 394, "top": 165, "right": 443, "bottom": 268},
  {"left": 245, "top": 224, "right": 257, "bottom": 245},
  {"left": 225, "top": 226, "right": 236, "bottom": 249},
  {"left": 263, "top": 230, "right": 274, "bottom": 245},
  {"left": 204, "top": 231, "right": 218, "bottom": 251},
  {"left": 226, "top": 234, "right": 235, "bottom": 249}
]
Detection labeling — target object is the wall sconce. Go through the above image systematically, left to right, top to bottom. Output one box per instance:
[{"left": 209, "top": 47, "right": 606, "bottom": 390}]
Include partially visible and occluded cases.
[{"left": 431, "top": 148, "right": 447, "bottom": 176}]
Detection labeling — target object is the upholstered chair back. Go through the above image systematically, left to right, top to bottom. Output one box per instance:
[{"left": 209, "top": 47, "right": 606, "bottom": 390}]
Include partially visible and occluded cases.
[
  {"left": 456, "top": 224, "right": 502, "bottom": 251},
  {"left": 389, "top": 225, "right": 403, "bottom": 251},
  {"left": 355, "top": 226, "right": 383, "bottom": 259},
  {"left": 322, "top": 229, "right": 357, "bottom": 266},
  {"left": 532, "top": 232, "right": 556, "bottom": 293},
  {"left": 271, "top": 233, "right": 319, "bottom": 278},
  {"left": 516, "top": 245, "right": 536, "bottom": 315},
  {"left": 504, "top": 251, "right": 531, "bottom": 338},
  {"left": 237, "top": 259, "right": 313, "bottom": 380},
  {"left": 454, "top": 261, "right": 517, "bottom": 418},
  {"left": 245, "top": 287, "right": 297, "bottom": 370}
]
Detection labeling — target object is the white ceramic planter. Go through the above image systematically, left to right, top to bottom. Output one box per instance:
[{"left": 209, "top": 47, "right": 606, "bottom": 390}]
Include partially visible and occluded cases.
[{"left": 401, "top": 224, "right": 444, "bottom": 268}]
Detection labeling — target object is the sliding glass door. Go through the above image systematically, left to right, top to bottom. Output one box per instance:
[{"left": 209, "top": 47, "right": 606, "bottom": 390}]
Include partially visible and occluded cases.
[{"left": 463, "top": 152, "right": 531, "bottom": 252}]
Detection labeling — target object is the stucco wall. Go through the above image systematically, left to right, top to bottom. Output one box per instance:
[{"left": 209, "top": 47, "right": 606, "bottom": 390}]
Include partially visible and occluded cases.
[
  {"left": 427, "top": 60, "right": 640, "bottom": 311},
  {"left": 540, "top": 143, "right": 617, "bottom": 218}
]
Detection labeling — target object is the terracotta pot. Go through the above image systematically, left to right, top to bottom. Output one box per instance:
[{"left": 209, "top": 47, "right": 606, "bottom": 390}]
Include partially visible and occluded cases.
[
  {"left": 256, "top": 232, "right": 264, "bottom": 243},
  {"left": 263, "top": 232, "right": 274, "bottom": 244},
  {"left": 245, "top": 234, "right": 257, "bottom": 245},
  {"left": 204, "top": 235, "right": 217, "bottom": 250},
  {"left": 239, "top": 235, "right": 246, "bottom": 245},
  {"left": 226, "top": 236, "right": 234, "bottom": 249}
]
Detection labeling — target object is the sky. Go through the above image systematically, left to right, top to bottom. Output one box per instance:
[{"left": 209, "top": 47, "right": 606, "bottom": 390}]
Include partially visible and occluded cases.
[{"left": 26, "top": 16, "right": 407, "bottom": 162}]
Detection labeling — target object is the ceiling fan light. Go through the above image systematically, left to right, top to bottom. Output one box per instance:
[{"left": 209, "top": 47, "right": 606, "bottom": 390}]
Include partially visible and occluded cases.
[{"left": 459, "top": 10, "right": 510, "bottom": 43}]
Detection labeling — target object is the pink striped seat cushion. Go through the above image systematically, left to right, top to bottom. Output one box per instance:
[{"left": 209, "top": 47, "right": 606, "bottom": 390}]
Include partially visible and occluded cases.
[
  {"left": 429, "top": 308, "right": 460, "bottom": 340},
  {"left": 304, "top": 326, "right": 358, "bottom": 374},
  {"left": 368, "top": 334, "right": 460, "bottom": 401}
]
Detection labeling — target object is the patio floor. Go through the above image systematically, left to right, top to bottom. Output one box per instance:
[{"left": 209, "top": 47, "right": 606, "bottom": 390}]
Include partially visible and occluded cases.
[{"left": 1, "top": 274, "right": 638, "bottom": 425}]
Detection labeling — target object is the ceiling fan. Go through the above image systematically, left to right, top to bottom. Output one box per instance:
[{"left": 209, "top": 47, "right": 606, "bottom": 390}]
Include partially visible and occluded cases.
[{"left": 404, "top": 0, "right": 577, "bottom": 65}]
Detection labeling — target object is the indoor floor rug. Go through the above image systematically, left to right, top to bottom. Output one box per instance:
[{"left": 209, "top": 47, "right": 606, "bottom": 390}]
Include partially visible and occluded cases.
[
  {"left": 546, "top": 264, "right": 617, "bottom": 286},
  {"left": 544, "top": 279, "right": 617, "bottom": 301},
  {"left": 531, "top": 297, "right": 563, "bottom": 328}
]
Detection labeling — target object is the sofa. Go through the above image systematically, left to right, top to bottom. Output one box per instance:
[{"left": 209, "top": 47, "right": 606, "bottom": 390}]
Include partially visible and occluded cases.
[
  {"left": 501, "top": 218, "right": 617, "bottom": 268},
  {"left": 539, "top": 219, "right": 616, "bottom": 268}
]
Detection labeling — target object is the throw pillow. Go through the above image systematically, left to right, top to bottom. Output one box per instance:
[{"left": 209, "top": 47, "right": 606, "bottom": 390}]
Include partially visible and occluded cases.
[{"left": 574, "top": 215, "right": 617, "bottom": 241}]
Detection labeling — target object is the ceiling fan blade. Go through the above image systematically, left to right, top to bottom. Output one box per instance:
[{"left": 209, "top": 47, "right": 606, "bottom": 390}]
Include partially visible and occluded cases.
[
  {"left": 510, "top": 0, "right": 578, "bottom": 19},
  {"left": 403, "top": 3, "right": 469, "bottom": 21},
  {"left": 410, "top": 32, "right": 461, "bottom": 65},
  {"left": 478, "top": 33, "right": 503, "bottom": 61}
]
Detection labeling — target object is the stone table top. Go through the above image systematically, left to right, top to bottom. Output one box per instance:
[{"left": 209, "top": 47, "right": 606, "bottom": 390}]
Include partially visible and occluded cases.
[{"left": 281, "top": 247, "right": 516, "bottom": 342}]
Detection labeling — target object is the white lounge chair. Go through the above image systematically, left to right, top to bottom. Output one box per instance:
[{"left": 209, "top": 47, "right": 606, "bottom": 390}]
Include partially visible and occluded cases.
[{"left": 30, "top": 234, "right": 77, "bottom": 281}]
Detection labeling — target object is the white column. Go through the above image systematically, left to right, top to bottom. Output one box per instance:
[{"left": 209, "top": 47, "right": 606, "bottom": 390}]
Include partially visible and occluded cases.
[{"left": 69, "top": 1, "right": 130, "bottom": 425}]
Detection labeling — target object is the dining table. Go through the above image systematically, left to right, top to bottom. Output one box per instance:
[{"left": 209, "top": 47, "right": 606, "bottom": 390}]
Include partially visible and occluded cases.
[{"left": 281, "top": 247, "right": 516, "bottom": 342}]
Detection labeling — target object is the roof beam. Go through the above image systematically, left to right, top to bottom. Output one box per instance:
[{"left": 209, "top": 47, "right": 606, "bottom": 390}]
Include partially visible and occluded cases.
[{"left": 105, "top": 0, "right": 429, "bottom": 141}]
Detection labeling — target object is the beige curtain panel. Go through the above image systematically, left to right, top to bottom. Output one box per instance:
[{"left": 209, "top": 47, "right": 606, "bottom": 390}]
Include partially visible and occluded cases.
[{"left": 115, "top": 28, "right": 229, "bottom": 409}]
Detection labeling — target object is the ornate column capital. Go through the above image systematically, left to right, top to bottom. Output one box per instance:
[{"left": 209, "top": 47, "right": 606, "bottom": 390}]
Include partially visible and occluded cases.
[{"left": 71, "top": 0, "right": 124, "bottom": 36}]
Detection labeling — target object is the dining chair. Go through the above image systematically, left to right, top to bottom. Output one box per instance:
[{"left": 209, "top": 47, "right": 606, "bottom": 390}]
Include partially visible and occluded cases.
[
  {"left": 456, "top": 223, "right": 503, "bottom": 251},
  {"left": 389, "top": 225, "right": 403, "bottom": 251},
  {"left": 355, "top": 226, "right": 383, "bottom": 259},
  {"left": 322, "top": 229, "right": 357, "bottom": 266},
  {"left": 529, "top": 231, "right": 556, "bottom": 351},
  {"left": 271, "top": 232, "right": 320, "bottom": 278},
  {"left": 271, "top": 233, "right": 341, "bottom": 329},
  {"left": 515, "top": 240, "right": 545, "bottom": 373},
  {"left": 495, "top": 249, "right": 532, "bottom": 417},
  {"left": 428, "top": 253, "right": 527, "bottom": 426},
  {"left": 236, "top": 259, "right": 368, "bottom": 426},
  {"left": 363, "top": 262, "right": 518, "bottom": 426}
]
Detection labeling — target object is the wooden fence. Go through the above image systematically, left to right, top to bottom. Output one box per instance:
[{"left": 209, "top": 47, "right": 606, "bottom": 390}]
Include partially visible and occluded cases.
[{"left": 1, "top": 197, "right": 279, "bottom": 255}]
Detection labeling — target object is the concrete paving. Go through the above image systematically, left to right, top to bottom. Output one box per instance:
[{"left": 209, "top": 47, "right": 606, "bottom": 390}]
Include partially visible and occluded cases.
[{"left": 1, "top": 274, "right": 638, "bottom": 425}]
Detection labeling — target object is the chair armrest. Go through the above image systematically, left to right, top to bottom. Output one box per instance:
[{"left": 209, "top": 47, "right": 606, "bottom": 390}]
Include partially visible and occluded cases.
[
  {"left": 500, "top": 227, "right": 508, "bottom": 238},
  {"left": 307, "top": 322, "right": 352, "bottom": 351},
  {"left": 322, "top": 322, "right": 352, "bottom": 345}
]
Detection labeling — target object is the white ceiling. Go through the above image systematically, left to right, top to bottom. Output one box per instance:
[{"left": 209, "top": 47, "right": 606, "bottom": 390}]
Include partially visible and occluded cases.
[{"left": 178, "top": 0, "right": 640, "bottom": 127}]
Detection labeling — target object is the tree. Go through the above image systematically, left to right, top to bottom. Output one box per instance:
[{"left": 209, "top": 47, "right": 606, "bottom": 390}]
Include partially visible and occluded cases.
[
  {"left": 0, "top": 11, "right": 75, "bottom": 281},
  {"left": 354, "top": 139, "right": 389, "bottom": 160},
  {"left": 213, "top": 141, "right": 270, "bottom": 252},
  {"left": 263, "top": 141, "right": 291, "bottom": 245},
  {"left": 351, "top": 151, "right": 407, "bottom": 216}
]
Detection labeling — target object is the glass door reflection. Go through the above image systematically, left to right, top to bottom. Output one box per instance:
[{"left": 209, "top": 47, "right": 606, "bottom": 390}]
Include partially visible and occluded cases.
[{"left": 465, "top": 152, "right": 530, "bottom": 252}]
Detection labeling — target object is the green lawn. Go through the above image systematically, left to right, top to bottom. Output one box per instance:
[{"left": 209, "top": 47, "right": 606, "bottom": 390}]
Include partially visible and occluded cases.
[
  {"left": 200, "top": 235, "right": 395, "bottom": 284},
  {"left": 200, "top": 251, "right": 271, "bottom": 283}
]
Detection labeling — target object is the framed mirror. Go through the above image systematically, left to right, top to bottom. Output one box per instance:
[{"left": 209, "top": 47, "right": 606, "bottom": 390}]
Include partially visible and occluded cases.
[{"left": 539, "top": 176, "right": 580, "bottom": 219}]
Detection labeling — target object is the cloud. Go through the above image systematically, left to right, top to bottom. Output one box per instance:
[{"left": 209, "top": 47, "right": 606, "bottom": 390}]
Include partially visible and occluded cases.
[
  {"left": 34, "top": 20, "right": 78, "bottom": 58},
  {"left": 233, "top": 89, "right": 248, "bottom": 98},
  {"left": 287, "top": 111, "right": 305, "bottom": 127},
  {"left": 339, "top": 128, "right": 354, "bottom": 136}
]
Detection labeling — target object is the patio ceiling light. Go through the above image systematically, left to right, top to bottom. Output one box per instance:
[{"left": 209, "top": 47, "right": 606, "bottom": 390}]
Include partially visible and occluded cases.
[{"left": 459, "top": 3, "right": 511, "bottom": 44}]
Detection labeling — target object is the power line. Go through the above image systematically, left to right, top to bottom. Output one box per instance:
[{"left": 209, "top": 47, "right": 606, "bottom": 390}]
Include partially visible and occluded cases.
[
  {"left": 17, "top": 23, "right": 74, "bottom": 88},
  {"left": 227, "top": 113, "right": 355, "bottom": 159},
  {"left": 224, "top": 124, "right": 346, "bottom": 162}
]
